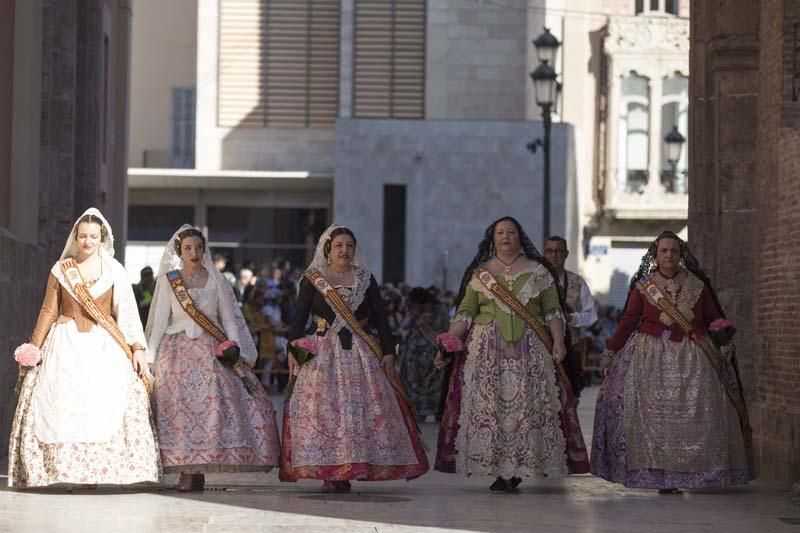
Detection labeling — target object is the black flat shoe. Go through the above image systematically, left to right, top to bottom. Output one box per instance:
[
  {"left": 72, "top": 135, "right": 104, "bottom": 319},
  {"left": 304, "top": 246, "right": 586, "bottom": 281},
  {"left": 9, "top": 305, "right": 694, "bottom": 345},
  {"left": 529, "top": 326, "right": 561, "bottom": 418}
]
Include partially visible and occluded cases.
[
  {"left": 490, "top": 476, "right": 509, "bottom": 492},
  {"left": 509, "top": 477, "right": 522, "bottom": 490},
  {"left": 658, "top": 488, "right": 681, "bottom": 494}
]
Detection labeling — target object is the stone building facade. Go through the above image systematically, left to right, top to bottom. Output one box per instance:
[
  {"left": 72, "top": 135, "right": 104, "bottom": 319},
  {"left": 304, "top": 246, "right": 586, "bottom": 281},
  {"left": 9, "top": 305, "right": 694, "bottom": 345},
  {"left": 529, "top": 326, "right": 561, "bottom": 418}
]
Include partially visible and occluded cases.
[
  {"left": 0, "top": 0, "right": 132, "bottom": 457},
  {"left": 126, "top": 0, "right": 580, "bottom": 287},
  {"left": 690, "top": 0, "right": 800, "bottom": 483}
]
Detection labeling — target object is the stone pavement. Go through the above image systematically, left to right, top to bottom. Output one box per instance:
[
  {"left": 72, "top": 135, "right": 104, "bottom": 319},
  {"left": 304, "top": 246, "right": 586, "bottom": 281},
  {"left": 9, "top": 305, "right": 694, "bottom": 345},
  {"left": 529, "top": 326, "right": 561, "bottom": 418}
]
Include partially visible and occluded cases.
[{"left": 2, "top": 386, "right": 799, "bottom": 533}]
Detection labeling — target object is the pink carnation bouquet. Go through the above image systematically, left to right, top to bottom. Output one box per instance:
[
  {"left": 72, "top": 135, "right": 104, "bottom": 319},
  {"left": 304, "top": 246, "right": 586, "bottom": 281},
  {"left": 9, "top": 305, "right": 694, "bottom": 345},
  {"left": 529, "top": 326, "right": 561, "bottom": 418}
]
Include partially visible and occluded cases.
[
  {"left": 708, "top": 319, "right": 737, "bottom": 349},
  {"left": 436, "top": 332, "right": 464, "bottom": 354},
  {"left": 424, "top": 333, "right": 465, "bottom": 388},
  {"left": 284, "top": 336, "right": 319, "bottom": 398},
  {"left": 290, "top": 336, "right": 318, "bottom": 357},
  {"left": 214, "top": 339, "right": 257, "bottom": 395},
  {"left": 13, "top": 343, "right": 41, "bottom": 396},
  {"left": 14, "top": 343, "right": 41, "bottom": 367}
]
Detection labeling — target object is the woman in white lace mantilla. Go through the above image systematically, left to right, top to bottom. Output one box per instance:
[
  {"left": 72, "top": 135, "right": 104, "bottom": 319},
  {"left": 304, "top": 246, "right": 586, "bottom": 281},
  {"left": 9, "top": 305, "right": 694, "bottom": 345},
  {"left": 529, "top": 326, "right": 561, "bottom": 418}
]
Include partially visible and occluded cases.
[
  {"left": 8, "top": 208, "right": 161, "bottom": 488},
  {"left": 434, "top": 216, "right": 590, "bottom": 493},
  {"left": 279, "top": 224, "right": 429, "bottom": 493},
  {"left": 146, "top": 225, "right": 280, "bottom": 492}
]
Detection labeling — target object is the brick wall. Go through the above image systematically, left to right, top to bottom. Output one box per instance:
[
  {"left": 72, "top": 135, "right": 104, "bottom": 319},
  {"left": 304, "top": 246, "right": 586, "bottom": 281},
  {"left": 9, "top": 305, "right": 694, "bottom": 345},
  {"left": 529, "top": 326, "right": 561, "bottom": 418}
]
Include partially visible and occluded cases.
[
  {"left": 690, "top": 0, "right": 800, "bottom": 483},
  {"left": 752, "top": 0, "right": 800, "bottom": 483}
]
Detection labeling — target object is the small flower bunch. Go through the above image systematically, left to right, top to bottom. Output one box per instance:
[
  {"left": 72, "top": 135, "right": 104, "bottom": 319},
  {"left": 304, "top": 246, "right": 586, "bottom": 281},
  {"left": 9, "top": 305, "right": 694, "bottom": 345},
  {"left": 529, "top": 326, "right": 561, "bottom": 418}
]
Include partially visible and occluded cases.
[
  {"left": 708, "top": 319, "right": 737, "bottom": 349},
  {"left": 436, "top": 332, "right": 464, "bottom": 355},
  {"left": 424, "top": 333, "right": 465, "bottom": 389},
  {"left": 290, "top": 336, "right": 318, "bottom": 362},
  {"left": 284, "top": 337, "right": 320, "bottom": 398},
  {"left": 214, "top": 339, "right": 240, "bottom": 367},
  {"left": 214, "top": 340, "right": 257, "bottom": 395},
  {"left": 13, "top": 343, "right": 41, "bottom": 396},
  {"left": 14, "top": 343, "right": 41, "bottom": 367}
]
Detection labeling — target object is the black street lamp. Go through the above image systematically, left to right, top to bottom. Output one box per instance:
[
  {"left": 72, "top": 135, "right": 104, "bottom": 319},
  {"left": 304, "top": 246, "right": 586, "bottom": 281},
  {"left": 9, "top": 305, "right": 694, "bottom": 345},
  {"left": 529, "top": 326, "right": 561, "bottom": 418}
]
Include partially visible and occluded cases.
[
  {"left": 529, "top": 28, "right": 560, "bottom": 240},
  {"left": 664, "top": 125, "right": 686, "bottom": 191},
  {"left": 664, "top": 125, "right": 686, "bottom": 171}
]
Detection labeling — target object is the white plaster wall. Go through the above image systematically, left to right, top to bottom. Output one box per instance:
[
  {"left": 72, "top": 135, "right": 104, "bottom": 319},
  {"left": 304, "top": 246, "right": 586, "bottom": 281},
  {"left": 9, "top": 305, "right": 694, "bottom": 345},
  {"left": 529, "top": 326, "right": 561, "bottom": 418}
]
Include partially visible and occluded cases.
[
  {"left": 129, "top": 0, "right": 197, "bottom": 167},
  {"left": 334, "top": 119, "right": 578, "bottom": 290}
]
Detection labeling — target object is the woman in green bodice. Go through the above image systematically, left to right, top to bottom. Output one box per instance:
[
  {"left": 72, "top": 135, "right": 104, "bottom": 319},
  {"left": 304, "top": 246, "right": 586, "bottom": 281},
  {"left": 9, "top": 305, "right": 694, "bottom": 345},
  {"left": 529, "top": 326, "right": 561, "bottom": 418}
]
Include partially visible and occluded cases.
[{"left": 434, "top": 216, "right": 590, "bottom": 492}]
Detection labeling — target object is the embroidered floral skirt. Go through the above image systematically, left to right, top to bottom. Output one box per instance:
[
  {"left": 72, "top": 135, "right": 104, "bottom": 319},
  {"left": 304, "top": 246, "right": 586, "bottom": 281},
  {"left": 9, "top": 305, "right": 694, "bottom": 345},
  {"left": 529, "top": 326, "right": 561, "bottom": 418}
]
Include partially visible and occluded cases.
[
  {"left": 435, "top": 323, "right": 590, "bottom": 479},
  {"left": 154, "top": 332, "right": 280, "bottom": 473},
  {"left": 280, "top": 332, "right": 429, "bottom": 481},
  {"left": 591, "top": 332, "right": 753, "bottom": 488},
  {"left": 8, "top": 363, "right": 161, "bottom": 488}
]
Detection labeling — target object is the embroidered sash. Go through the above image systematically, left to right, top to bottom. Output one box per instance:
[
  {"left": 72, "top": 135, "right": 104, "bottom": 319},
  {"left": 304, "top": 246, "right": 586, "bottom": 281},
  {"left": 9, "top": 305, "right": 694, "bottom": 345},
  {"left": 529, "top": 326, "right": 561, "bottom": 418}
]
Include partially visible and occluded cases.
[
  {"left": 61, "top": 259, "right": 151, "bottom": 393},
  {"left": 473, "top": 267, "right": 573, "bottom": 394},
  {"left": 304, "top": 268, "right": 384, "bottom": 361},
  {"left": 166, "top": 270, "right": 227, "bottom": 343},
  {"left": 639, "top": 277, "right": 753, "bottom": 457}
]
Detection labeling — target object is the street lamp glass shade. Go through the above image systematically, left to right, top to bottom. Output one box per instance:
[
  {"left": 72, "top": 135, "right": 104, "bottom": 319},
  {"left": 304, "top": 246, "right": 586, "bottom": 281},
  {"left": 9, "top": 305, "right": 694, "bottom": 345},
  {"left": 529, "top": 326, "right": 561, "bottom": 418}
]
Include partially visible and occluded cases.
[
  {"left": 533, "top": 28, "right": 560, "bottom": 69},
  {"left": 530, "top": 62, "right": 557, "bottom": 106},
  {"left": 664, "top": 125, "right": 686, "bottom": 165}
]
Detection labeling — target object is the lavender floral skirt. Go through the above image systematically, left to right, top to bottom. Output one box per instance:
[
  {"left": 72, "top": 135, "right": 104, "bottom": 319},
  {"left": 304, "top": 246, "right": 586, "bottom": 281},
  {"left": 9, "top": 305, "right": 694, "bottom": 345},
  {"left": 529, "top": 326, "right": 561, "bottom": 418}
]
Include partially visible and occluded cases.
[{"left": 591, "top": 332, "right": 753, "bottom": 488}]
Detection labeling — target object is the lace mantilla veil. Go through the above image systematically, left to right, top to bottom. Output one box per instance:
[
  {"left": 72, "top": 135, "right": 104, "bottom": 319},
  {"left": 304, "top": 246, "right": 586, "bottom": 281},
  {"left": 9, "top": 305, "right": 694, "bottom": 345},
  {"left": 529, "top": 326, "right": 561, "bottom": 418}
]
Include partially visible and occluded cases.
[
  {"left": 60, "top": 207, "right": 116, "bottom": 260},
  {"left": 306, "top": 223, "right": 368, "bottom": 273},
  {"left": 144, "top": 224, "right": 258, "bottom": 365}
]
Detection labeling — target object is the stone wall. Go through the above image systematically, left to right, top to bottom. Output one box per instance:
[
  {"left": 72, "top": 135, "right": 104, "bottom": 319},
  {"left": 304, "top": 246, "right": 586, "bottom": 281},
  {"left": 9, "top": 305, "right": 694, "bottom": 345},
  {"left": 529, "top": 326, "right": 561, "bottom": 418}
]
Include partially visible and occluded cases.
[
  {"left": 0, "top": 0, "right": 130, "bottom": 458},
  {"left": 427, "top": 0, "right": 529, "bottom": 120},
  {"left": 689, "top": 0, "right": 800, "bottom": 483},
  {"left": 334, "top": 118, "right": 578, "bottom": 290}
]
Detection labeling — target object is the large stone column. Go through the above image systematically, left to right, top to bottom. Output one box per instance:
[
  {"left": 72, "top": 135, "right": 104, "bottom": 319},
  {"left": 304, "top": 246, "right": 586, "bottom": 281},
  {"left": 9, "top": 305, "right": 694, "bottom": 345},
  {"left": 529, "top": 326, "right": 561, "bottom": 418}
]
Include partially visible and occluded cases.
[{"left": 689, "top": 0, "right": 760, "bottom": 395}]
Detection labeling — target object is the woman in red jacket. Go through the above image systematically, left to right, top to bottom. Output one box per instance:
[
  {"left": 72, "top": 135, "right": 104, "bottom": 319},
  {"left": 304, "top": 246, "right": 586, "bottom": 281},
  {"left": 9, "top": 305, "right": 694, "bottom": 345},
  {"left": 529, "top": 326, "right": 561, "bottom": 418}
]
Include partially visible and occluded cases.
[{"left": 591, "top": 231, "right": 753, "bottom": 492}]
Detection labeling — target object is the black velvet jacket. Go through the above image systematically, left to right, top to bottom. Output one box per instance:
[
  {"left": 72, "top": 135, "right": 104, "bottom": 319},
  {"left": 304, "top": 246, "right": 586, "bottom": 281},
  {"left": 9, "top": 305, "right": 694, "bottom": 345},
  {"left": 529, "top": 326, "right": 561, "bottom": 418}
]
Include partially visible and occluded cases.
[{"left": 287, "top": 273, "right": 395, "bottom": 354}]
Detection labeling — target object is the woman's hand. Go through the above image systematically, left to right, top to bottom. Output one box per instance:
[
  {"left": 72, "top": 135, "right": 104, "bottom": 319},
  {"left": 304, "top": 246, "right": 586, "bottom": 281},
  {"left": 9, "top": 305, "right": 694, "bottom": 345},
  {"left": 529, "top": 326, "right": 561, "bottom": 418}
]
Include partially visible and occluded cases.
[
  {"left": 552, "top": 340, "right": 567, "bottom": 363},
  {"left": 132, "top": 350, "right": 149, "bottom": 377},
  {"left": 600, "top": 350, "right": 615, "bottom": 377},
  {"left": 434, "top": 351, "right": 445, "bottom": 369},
  {"left": 288, "top": 352, "right": 300, "bottom": 377},
  {"left": 381, "top": 353, "right": 396, "bottom": 373}
]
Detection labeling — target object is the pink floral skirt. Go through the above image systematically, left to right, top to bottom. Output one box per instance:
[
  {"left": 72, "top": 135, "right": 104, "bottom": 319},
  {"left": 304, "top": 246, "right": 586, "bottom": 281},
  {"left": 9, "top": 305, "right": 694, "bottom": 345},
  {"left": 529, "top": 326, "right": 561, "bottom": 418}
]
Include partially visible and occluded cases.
[
  {"left": 154, "top": 332, "right": 280, "bottom": 473},
  {"left": 280, "top": 333, "right": 429, "bottom": 481}
]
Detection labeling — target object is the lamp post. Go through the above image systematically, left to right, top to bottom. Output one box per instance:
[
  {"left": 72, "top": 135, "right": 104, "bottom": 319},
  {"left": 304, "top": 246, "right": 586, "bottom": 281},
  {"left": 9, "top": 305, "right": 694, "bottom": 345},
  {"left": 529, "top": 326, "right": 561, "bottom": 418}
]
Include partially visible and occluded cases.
[
  {"left": 528, "top": 28, "right": 560, "bottom": 240},
  {"left": 664, "top": 125, "right": 686, "bottom": 192}
]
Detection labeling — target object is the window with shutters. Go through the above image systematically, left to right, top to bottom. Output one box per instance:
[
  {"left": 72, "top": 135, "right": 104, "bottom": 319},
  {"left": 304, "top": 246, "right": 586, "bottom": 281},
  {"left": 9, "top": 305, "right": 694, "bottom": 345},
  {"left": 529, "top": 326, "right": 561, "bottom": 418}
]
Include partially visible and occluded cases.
[
  {"left": 217, "top": 0, "right": 340, "bottom": 128},
  {"left": 353, "top": 0, "right": 425, "bottom": 119},
  {"left": 170, "top": 87, "right": 196, "bottom": 168}
]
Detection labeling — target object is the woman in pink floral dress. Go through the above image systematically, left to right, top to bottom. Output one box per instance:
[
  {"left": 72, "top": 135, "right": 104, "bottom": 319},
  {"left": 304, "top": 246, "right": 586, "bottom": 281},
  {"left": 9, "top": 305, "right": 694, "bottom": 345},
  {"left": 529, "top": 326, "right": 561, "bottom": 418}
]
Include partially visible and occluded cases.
[
  {"left": 280, "top": 224, "right": 429, "bottom": 492},
  {"left": 146, "top": 225, "right": 280, "bottom": 491}
]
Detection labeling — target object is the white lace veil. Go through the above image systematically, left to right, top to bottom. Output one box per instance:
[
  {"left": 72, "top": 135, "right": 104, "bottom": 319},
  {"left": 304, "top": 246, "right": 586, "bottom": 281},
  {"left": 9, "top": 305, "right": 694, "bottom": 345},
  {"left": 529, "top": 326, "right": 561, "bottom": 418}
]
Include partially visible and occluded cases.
[
  {"left": 60, "top": 207, "right": 115, "bottom": 260},
  {"left": 306, "top": 223, "right": 368, "bottom": 272},
  {"left": 145, "top": 224, "right": 258, "bottom": 364}
]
